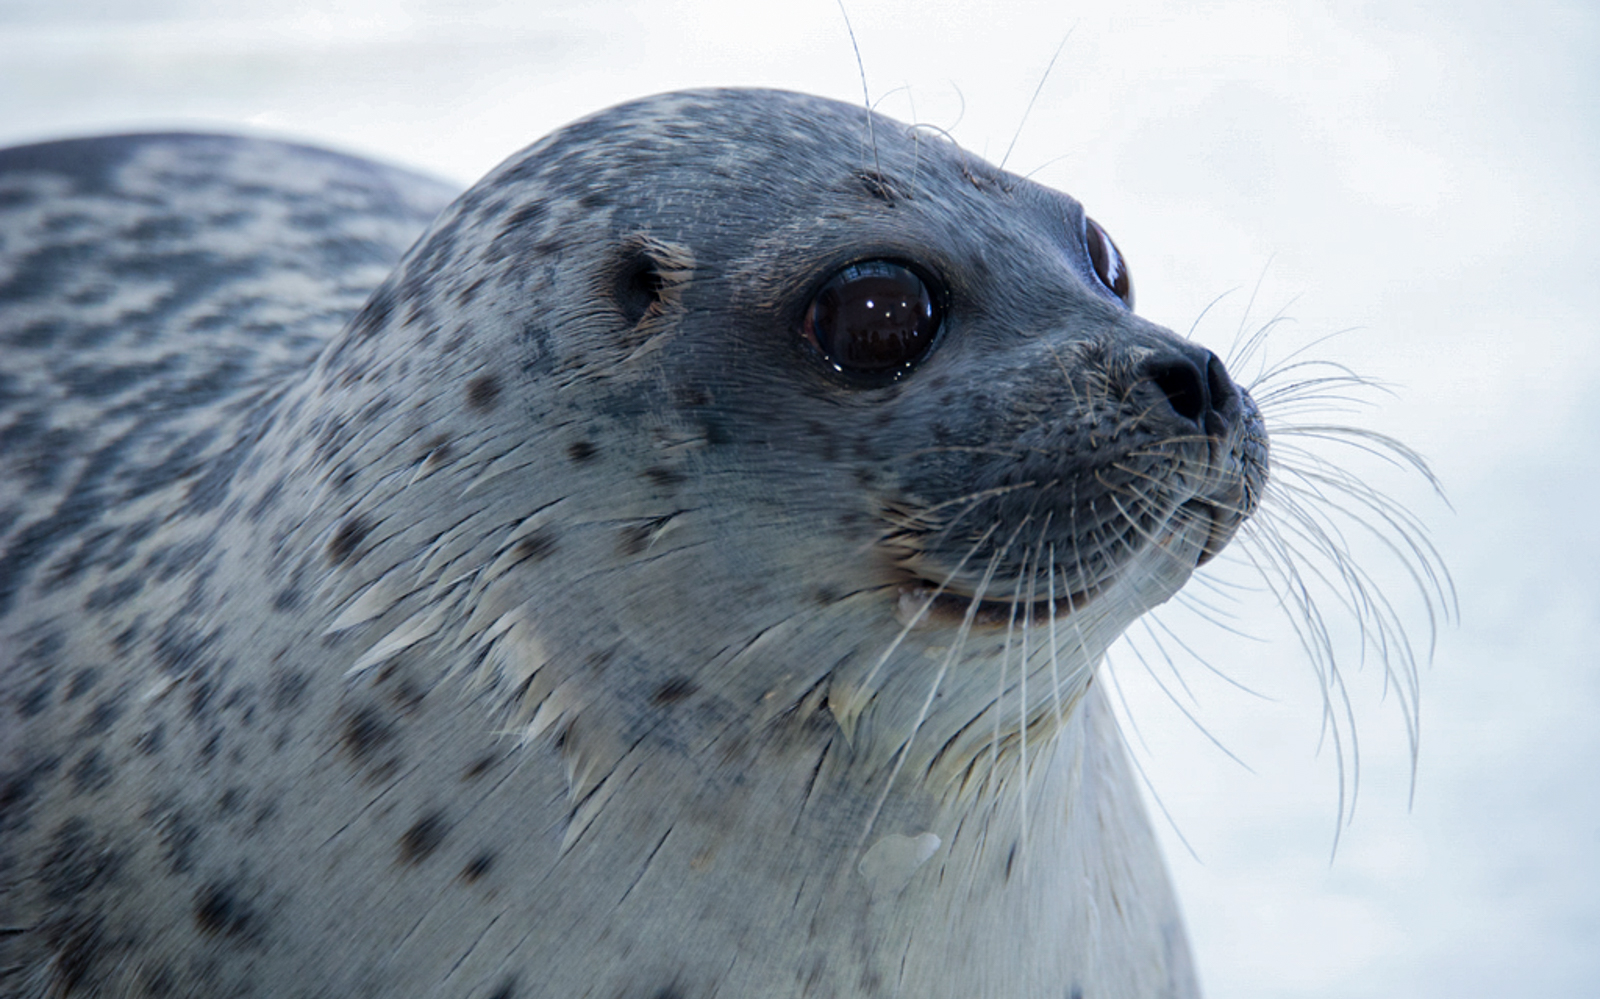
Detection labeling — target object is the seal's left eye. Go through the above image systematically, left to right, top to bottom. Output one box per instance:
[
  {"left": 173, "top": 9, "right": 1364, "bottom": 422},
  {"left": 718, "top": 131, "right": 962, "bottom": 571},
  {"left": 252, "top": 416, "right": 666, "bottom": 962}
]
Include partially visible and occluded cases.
[
  {"left": 1084, "top": 217, "right": 1134, "bottom": 309},
  {"left": 802, "top": 260, "right": 942, "bottom": 380}
]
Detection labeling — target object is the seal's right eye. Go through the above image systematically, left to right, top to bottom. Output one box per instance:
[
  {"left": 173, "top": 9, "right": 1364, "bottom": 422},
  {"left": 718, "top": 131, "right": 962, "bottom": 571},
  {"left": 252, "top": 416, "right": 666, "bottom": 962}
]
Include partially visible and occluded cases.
[
  {"left": 1084, "top": 217, "right": 1134, "bottom": 310},
  {"left": 801, "top": 260, "right": 942, "bottom": 381}
]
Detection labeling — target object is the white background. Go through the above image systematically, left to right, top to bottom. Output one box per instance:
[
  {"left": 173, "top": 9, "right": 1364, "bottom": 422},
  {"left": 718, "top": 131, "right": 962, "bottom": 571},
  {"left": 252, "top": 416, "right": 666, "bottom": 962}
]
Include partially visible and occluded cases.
[{"left": 2, "top": 1, "right": 1595, "bottom": 996}]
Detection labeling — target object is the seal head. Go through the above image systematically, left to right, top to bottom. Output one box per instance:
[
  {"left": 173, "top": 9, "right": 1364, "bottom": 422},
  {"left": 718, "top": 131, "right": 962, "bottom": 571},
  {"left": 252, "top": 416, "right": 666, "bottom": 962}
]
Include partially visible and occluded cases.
[{"left": 1, "top": 90, "right": 1266, "bottom": 998}]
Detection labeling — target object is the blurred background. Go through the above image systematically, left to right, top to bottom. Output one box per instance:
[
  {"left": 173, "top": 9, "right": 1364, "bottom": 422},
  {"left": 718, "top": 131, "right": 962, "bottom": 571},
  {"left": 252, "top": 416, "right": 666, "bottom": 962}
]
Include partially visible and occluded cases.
[{"left": 2, "top": 1, "right": 1594, "bottom": 995}]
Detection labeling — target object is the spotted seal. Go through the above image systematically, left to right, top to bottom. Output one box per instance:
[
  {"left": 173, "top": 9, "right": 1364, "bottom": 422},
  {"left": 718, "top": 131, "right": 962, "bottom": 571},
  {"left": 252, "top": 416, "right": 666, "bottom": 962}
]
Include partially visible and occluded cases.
[{"left": 0, "top": 88, "right": 1309, "bottom": 997}]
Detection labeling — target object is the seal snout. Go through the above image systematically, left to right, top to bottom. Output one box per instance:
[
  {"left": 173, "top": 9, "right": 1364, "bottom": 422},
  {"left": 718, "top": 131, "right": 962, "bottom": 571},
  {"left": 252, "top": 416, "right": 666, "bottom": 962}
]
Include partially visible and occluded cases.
[
  {"left": 1133, "top": 342, "right": 1267, "bottom": 566},
  {"left": 1140, "top": 342, "right": 1241, "bottom": 439}
]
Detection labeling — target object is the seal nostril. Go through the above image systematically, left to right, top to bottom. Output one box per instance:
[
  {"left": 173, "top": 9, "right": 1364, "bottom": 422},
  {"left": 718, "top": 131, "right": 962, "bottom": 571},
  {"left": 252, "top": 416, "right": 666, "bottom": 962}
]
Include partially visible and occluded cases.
[
  {"left": 1203, "top": 352, "right": 1239, "bottom": 436},
  {"left": 1206, "top": 353, "right": 1236, "bottom": 416},
  {"left": 1147, "top": 357, "right": 1208, "bottom": 425}
]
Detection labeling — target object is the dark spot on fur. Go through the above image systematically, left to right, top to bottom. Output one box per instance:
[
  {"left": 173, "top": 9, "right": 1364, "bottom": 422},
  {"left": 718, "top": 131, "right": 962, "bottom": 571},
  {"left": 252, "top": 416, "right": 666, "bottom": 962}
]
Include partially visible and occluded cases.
[
  {"left": 501, "top": 200, "right": 547, "bottom": 234},
  {"left": 457, "top": 275, "right": 488, "bottom": 306},
  {"left": 352, "top": 283, "right": 396, "bottom": 340},
  {"left": 466, "top": 373, "right": 501, "bottom": 411},
  {"left": 676, "top": 385, "right": 712, "bottom": 408},
  {"left": 699, "top": 412, "right": 730, "bottom": 447},
  {"left": 806, "top": 420, "right": 838, "bottom": 462},
  {"left": 567, "top": 439, "right": 598, "bottom": 463},
  {"left": 332, "top": 462, "right": 360, "bottom": 493},
  {"left": 643, "top": 466, "right": 686, "bottom": 488},
  {"left": 326, "top": 516, "right": 371, "bottom": 566},
  {"left": 512, "top": 527, "right": 558, "bottom": 564},
  {"left": 84, "top": 575, "right": 142, "bottom": 610},
  {"left": 271, "top": 586, "right": 302, "bottom": 611},
  {"left": 814, "top": 587, "right": 838, "bottom": 606},
  {"left": 112, "top": 623, "right": 140, "bottom": 653},
  {"left": 374, "top": 662, "right": 426, "bottom": 713},
  {"left": 65, "top": 667, "right": 100, "bottom": 701},
  {"left": 268, "top": 668, "right": 309, "bottom": 712},
  {"left": 19, "top": 677, "right": 55, "bottom": 716},
  {"left": 651, "top": 677, "right": 697, "bottom": 705},
  {"left": 187, "top": 678, "right": 219, "bottom": 721},
  {"left": 77, "top": 694, "right": 125, "bottom": 737},
  {"left": 340, "top": 704, "right": 396, "bottom": 764},
  {"left": 134, "top": 723, "right": 165, "bottom": 755},
  {"left": 69, "top": 749, "right": 113, "bottom": 794},
  {"left": 463, "top": 754, "right": 497, "bottom": 781},
  {"left": 0, "top": 757, "right": 57, "bottom": 831},
  {"left": 218, "top": 787, "right": 245, "bottom": 814},
  {"left": 252, "top": 800, "right": 280, "bottom": 830},
  {"left": 398, "top": 810, "right": 450, "bottom": 865},
  {"left": 158, "top": 811, "right": 201, "bottom": 875},
  {"left": 43, "top": 817, "right": 119, "bottom": 900},
  {"left": 1004, "top": 841, "right": 1017, "bottom": 882},
  {"left": 460, "top": 851, "right": 495, "bottom": 883},
  {"left": 193, "top": 881, "right": 255, "bottom": 938}
]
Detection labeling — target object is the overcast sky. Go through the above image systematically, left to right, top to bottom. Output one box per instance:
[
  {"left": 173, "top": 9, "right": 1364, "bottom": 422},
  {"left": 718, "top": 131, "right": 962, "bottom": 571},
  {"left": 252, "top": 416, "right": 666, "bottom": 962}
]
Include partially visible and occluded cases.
[{"left": 2, "top": 1, "right": 1596, "bottom": 996}]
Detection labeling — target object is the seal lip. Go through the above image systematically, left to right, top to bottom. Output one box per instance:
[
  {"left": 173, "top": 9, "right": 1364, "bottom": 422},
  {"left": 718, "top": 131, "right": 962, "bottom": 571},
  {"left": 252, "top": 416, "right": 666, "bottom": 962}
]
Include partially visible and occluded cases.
[{"left": 898, "top": 582, "right": 1097, "bottom": 629}]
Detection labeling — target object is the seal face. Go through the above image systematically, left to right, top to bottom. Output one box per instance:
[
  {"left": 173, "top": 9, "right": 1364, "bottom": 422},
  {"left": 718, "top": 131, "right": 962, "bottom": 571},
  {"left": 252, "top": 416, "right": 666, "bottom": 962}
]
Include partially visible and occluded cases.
[{"left": 0, "top": 90, "right": 1268, "bottom": 998}]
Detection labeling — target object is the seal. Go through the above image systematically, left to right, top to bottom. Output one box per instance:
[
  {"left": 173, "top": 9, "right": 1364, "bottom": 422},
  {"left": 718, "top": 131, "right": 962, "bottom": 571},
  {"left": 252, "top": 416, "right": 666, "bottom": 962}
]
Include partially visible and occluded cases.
[{"left": 0, "top": 89, "right": 1275, "bottom": 998}]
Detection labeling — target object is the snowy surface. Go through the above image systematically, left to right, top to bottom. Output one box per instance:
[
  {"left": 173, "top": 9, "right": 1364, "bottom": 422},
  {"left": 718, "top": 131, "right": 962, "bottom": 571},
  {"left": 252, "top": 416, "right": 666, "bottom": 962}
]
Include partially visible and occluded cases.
[{"left": 3, "top": 1, "right": 1595, "bottom": 995}]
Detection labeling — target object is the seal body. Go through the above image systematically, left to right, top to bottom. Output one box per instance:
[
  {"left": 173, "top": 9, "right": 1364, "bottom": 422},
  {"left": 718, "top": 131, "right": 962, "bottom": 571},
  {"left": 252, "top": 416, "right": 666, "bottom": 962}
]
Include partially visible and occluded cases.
[{"left": 0, "top": 91, "right": 1268, "bottom": 997}]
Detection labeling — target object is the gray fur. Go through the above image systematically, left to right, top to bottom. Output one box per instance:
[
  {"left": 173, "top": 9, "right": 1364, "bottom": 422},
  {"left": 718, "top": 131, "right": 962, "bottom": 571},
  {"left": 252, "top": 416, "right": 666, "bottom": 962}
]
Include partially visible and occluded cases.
[{"left": 0, "top": 90, "right": 1267, "bottom": 998}]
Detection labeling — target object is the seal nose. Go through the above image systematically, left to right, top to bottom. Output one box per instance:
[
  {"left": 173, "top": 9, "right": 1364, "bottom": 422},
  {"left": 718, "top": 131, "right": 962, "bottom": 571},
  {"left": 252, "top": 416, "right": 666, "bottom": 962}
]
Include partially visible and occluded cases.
[{"left": 1141, "top": 344, "right": 1239, "bottom": 437}]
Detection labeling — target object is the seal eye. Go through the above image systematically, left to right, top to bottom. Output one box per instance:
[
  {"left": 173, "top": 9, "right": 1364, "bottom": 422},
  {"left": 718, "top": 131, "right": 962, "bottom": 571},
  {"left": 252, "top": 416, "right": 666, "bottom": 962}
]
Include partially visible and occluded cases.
[
  {"left": 1084, "top": 217, "right": 1134, "bottom": 309},
  {"left": 802, "top": 260, "right": 942, "bottom": 379}
]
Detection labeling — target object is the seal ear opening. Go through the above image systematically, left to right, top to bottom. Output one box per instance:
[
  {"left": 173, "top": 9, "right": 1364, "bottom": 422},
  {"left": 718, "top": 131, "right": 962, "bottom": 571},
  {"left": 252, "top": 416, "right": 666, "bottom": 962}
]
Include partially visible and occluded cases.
[
  {"left": 611, "top": 235, "right": 696, "bottom": 326},
  {"left": 615, "top": 253, "right": 664, "bottom": 325}
]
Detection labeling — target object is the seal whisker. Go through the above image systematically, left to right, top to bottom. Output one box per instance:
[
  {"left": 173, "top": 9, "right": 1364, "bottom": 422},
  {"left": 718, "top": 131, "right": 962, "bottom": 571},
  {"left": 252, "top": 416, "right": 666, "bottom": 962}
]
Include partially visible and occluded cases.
[
  {"left": 833, "top": 0, "right": 881, "bottom": 180},
  {"left": 998, "top": 30, "right": 1074, "bottom": 174},
  {"left": 1249, "top": 483, "right": 1427, "bottom": 738},
  {"left": 1227, "top": 503, "right": 1369, "bottom": 840},
  {"left": 835, "top": 521, "right": 1000, "bottom": 741},
  {"left": 858, "top": 541, "right": 1010, "bottom": 847},
  {"left": 1143, "top": 606, "right": 1273, "bottom": 700},
  {"left": 1119, "top": 623, "right": 1255, "bottom": 772}
]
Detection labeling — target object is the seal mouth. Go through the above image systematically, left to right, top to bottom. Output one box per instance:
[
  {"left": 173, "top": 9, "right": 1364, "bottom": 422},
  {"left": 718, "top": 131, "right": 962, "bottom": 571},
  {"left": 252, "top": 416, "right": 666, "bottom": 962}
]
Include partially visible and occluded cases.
[
  {"left": 896, "top": 496, "right": 1239, "bottom": 630},
  {"left": 1190, "top": 497, "right": 1231, "bottom": 567},
  {"left": 896, "top": 582, "right": 1096, "bottom": 630}
]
